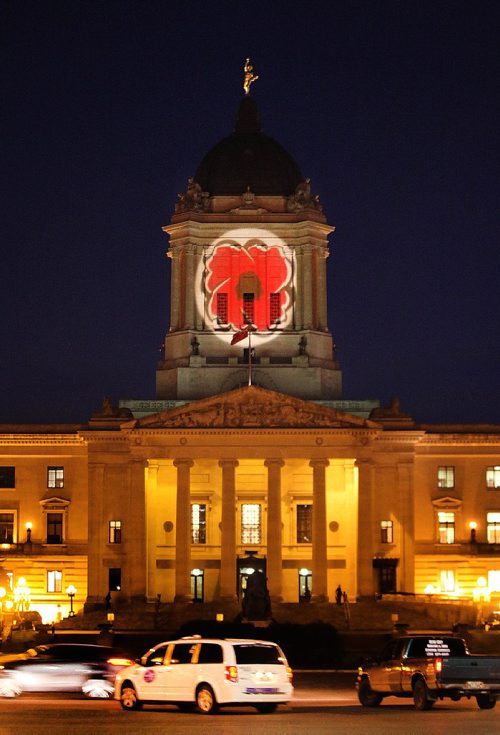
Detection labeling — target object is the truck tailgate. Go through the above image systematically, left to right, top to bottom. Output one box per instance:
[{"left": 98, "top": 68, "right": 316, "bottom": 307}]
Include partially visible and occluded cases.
[{"left": 440, "top": 657, "right": 500, "bottom": 684}]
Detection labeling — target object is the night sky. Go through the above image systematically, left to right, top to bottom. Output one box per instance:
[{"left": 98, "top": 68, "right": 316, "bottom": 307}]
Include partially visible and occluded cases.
[{"left": 2, "top": 1, "right": 499, "bottom": 425}]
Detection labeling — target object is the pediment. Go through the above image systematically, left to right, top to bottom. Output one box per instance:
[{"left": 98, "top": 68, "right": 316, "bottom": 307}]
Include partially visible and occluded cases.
[{"left": 136, "top": 386, "right": 379, "bottom": 430}]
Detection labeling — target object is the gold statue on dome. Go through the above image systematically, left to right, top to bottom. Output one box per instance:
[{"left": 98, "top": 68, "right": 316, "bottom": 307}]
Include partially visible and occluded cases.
[{"left": 243, "top": 57, "right": 259, "bottom": 95}]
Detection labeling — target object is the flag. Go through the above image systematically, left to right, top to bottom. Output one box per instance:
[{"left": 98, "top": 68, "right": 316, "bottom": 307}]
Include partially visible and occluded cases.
[{"left": 231, "top": 328, "right": 249, "bottom": 345}]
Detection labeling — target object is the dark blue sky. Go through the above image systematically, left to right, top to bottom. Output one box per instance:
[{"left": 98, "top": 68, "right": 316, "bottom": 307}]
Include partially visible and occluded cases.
[{"left": 2, "top": 1, "right": 499, "bottom": 424}]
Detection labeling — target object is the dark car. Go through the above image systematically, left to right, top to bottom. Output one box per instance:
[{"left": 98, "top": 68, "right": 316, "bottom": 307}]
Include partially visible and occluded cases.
[{"left": 0, "top": 643, "right": 134, "bottom": 698}]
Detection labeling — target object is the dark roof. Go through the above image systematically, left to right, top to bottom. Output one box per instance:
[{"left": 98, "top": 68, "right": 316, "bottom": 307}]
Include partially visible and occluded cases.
[{"left": 194, "top": 96, "right": 303, "bottom": 197}]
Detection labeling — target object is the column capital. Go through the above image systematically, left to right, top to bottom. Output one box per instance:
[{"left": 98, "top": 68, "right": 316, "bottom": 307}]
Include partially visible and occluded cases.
[
  {"left": 173, "top": 458, "right": 194, "bottom": 468},
  {"left": 264, "top": 458, "right": 285, "bottom": 468},
  {"left": 309, "top": 458, "right": 330, "bottom": 469},
  {"left": 218, "top": 459, "right": 239, "bottom": 468}
]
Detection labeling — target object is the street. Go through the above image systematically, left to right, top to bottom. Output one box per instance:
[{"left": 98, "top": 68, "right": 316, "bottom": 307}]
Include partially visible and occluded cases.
[{"left": 0, "top": 673, "right": 497, "bottom": 735}]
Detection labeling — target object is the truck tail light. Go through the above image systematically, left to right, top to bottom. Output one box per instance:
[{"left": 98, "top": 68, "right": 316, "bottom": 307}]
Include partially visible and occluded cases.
[
  {"left": 435, "top": 657, "right": 443, "bottom": 674},
  {"left": 225, "top": 665, "right": 238, "bottom": 682}
]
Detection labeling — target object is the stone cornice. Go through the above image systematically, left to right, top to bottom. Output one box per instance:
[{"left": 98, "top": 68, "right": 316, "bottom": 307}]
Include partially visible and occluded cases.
[{"left": 0, "top": 434, "right": 85, "bottom": 447}]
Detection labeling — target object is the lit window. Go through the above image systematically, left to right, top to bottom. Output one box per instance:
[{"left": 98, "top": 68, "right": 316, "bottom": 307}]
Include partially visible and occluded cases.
[
  {"left": 216, "top": 293, "right": 228, "bottom": 324},
  {"left": 242, "top": 293, "right": 255, "bottom": 324},
  {"left": 269, "top": 293, "right": 281, "bottom": 323},
  {"left": 438, "top": 466, "right": 455, "bottom": 488},
  {"left": 486, "top": 466, "right": 500, "bottom": 489},
  {"left": 0, "top": 467, "right": 15, "bottom": 488},
  {"left": 47, "top": 467, "right": 64, "bottom": 488},
  {"left": 191, "top": 503, "right": 206, "bottom": 544},
  {"left": 241, "top": 503, "right": 261, "bottom": 544},
  {"left": 296, "top": 504, "right": 312, "bottom": 543},
  {"left": 0, "top": 512, "right": 15, "bottom": 543},
  {"left": 438, "top": 512, "right": 455, "bottom": 544},
  {"left": 47, "top": 513, "right": 63, "bottom": 544},
  {"left": 487, "top": 513, "right": 500, "bottom": 544},
  {"left": 109, "top": 520, "right": 122, "bottom": 544},
  {"left": 380, "top": 520, "right": 394, "bottom": 544},
  {"left": 191, "top": 568, "right": 204, "bottom": 602},
  {"left": 47, "top": 570, "right": 62, "bottom": 593},
  {"left": 440, "top": 570, "right": 455, "bottom": 593},
  {"left": 488, "top": 570, "right": 500, "bottom": 592}
]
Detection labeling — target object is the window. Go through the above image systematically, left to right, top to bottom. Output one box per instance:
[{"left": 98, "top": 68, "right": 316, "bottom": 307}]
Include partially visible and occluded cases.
[
  {"left": 216, "top": 292, "right": 228, "bottom": 324},
  {"left": 242, "top": 292, "right": 255, "bottom": 324},
  {"left": 269, "top": 292, "right": 281, "bottom": 323},
  {"left": 438, "top": 466, "right": 455, "bottom": 488},
  {"left": 486, "top": 466, "right": 500, "bottom": 489},
  {"left": 0, "top": 467, "right": 15, "bottom": 488},
  {"left": 47, "top": 467, "right": 64, "bottom": 488},
  {"left": 191, "top": 503, "right": 206, "bottom": 544},
  {"left": 241, "top": 503, "right": 261, "bottom": 544},
  {"left": 296, "top": 504, "right": 312, "bottom": 543},
  {"left": 438, "top": 511, "right": 455, "bottom": 543},
  {"left": 0, "top": 512, "right": 15, "bottom": 543},
  {"left": 46, "top": 513, "right": 63, "bottom": 544},
  {"left": 487, "top": 513, "right": 500, "bottom": 544},
  {"left": 109, "top": 520, "right": 122, "bottom": 544},
  {"left": 380, "top": 520, "right": 394, "bottom": 544},
  {"left": 109, "top": 568, "right": 121, "bottom": 591},
  {"left": 191, "top": 568, "right": 204, "bottom": 602},
  {"left": 298, "top": 568, "right": 312, "bottom": 602},
  {"left": 440, "top": 569, "right": 456, "bottom": 593},
  {"left": 47, "top": 570, "right": 62, "bottom": 593},
  {"left": 488, "top": 570, "right": 500, "bottom": 592},
  {"left": 170, "top": 643, "right": 194, "bottom": 664},
  {"left": 198, "top": 643, "right": 223, "bottom": 664}
]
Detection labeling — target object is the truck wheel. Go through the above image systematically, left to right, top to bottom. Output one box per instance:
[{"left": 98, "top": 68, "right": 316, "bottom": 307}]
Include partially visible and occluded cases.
[
  {"left": 358, "top": 678, "right": 383, "bottom": 707},
  {"left": 413, "top": 679, "right": 434, "bottom": 711},
  {"left": 476, "top": 694, "right": 496, "bottom": 709}
]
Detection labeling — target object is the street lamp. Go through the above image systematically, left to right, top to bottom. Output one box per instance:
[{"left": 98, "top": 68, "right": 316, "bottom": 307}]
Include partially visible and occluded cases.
[
  {"left": 469, "top": 521, "right": 477, "bottom": 543},
  {"left": 25, "top": 522, "right": 32, "bottom": 544},
  {"left": 66, "top": 585, "right": 76, "bottom": 616},
  {"left": 0, "top": 586, "right": 6, "bottom": 631}
]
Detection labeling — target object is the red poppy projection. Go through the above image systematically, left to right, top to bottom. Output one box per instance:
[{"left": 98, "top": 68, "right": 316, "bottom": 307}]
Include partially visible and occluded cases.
[{"left": 201, "top": 230, "right": 293, "bottom": 338}]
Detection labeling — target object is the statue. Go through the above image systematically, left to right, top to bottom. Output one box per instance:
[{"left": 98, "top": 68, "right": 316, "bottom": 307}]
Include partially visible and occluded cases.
[
  {"left": 243, "top": 58, "right": 259, "bottom": 95},
  {"left": 175, "top": 177, "right": 209, "bottom": 213},
  {"left": 286, "top": 178, "right": 323, "bottom": 212},
  {"left": 242, "top": 571, "right": 271, "bottom": 620}
]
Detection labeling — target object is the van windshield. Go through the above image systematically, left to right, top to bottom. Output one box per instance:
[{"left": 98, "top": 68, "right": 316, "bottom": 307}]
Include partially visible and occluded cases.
[{"left": 234, "top": 644, "right": 283, "bottom": 665}]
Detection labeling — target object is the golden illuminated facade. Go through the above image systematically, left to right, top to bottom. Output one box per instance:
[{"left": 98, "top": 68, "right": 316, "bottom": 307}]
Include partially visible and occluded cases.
[{"left": 1, "top": 90, "right": 499, "bottom": 625}]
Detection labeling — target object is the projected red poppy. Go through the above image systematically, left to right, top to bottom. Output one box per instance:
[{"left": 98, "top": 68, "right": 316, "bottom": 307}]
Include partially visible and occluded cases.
[{"left": 205, "top": 238, "right": 292, "bottom": 331}]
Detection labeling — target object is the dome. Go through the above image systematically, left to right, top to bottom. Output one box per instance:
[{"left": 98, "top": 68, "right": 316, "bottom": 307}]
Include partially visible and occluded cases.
[{"left": 194, "top": 97, "right": 303, "bottom": 197}]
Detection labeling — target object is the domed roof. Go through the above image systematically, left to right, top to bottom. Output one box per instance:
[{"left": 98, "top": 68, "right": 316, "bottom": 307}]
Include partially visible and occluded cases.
[{"left": 194, "top": 97, "right": 303, "bottom": 197}]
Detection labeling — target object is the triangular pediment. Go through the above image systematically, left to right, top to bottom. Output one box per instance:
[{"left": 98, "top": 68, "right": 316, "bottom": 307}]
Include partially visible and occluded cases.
[{"left": 135, "top": 386, "right": 379, "bottom": 430}]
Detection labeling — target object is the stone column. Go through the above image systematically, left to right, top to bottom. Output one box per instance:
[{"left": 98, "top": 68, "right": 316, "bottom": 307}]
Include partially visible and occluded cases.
[
  {"left": 184, "top": 243, "right": 195, "bottom": 329},
  {"left": 302, "top": 244, "right": 314, "bottom": 329},
  {"left": 317, "top": 246, "right": 329, "bottom": 330},
  {"left": 168, "top": 247, "right": 181, "bottom": 332},
  {"left": 294, "top": 247, "right": 304, "bottom": 329},
  {"left": 173, "top": 458, "right": 194, "bottom": 602},
  {"left": 126, "top": 459, "right": 147, "bottom": 602},
  {"left": 219, "top": 459, "right": 239, "bottom": 599},
  {"left": 265, "top": 459, "right": 284, "bottom": 601},
  {"left": 310, "top": 459, "right": 329, "bottom": 601},
  {"left": 356, "top": 459, "right": 375, "bottom": 597},
  {"left": 398, "top": 461, "right": 415, "bottom": 593},
  {"left": 146, "top": 462, "right": 159, "bottom": 601},
  {"left": 86, "top": 463, "right": 105, "bottom": 605}
]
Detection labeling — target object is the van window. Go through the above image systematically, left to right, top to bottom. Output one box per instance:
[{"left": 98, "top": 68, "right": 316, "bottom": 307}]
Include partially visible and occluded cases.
[
  {"left": 170, "top": 643, "right": 194, "bottom": 664},
  {"left": 198, "top": 644, "right": 223, "bottom": 664},
  {"left": 233, "top": 644, "right": 282, "bottom": 665}
]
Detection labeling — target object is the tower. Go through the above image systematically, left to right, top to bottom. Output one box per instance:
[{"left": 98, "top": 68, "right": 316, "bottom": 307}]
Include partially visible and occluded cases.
[{"left": 157, "top": 80, "right": 342, "bottom": 402}]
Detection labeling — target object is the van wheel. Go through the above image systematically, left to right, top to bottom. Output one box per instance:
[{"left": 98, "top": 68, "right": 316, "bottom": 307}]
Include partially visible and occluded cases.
[
  {"left": 358, "top": 678, "right": 383, "bottom": 707},
  {"left": 413, "top": 679, "right": 434, "bottom": 710},
  {"left": 120, "top": 684, "right": 143, "bottom": 711},
  {"left": 196, "top": 684, "right": 218, "bottom": 714},
  {"left": 476, "top": 694, "right": 496, "bottom": 709},
  {"left": 255, "top": 703, "right": 278, "bottom": 713}
]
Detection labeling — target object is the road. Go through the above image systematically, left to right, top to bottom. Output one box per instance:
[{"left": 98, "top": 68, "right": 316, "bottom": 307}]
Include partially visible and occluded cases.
[{"left": 0, "top": 673, "right": 497, "bottom": 735}]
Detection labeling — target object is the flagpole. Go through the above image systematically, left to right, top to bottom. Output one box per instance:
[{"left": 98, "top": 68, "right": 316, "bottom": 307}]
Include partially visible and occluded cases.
[{"left": 248, "top": 328, "right": 252, "bottom": 386}]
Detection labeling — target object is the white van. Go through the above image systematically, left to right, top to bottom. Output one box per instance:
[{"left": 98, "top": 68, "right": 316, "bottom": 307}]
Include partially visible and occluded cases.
[{"left": 114, "top": 636, "right": 293, "bottom": 714}]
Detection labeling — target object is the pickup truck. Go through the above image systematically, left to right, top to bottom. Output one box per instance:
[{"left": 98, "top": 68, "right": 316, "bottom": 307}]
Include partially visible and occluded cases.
[{"left": 356, "top": 634, "right": 500, "bottom": 710}]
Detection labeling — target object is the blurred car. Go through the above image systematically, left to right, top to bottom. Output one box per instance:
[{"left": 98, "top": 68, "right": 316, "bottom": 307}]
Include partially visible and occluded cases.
[
  {"left": 485, "top": 611, "right": 500, "bottom": 631},
  {"left": 114, "top": 636, "right": 293, "bottom": 713},
  {"left": 0, "top": 643, "right": 134, "bottom": 698}
]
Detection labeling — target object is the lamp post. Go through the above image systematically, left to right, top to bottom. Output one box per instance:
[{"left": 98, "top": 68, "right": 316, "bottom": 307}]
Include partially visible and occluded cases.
[
  {"left": 469, "top": 521, "right": 477, "bottom": 543},
  {"left": 25, "top": 522, "right": 32, "bottom": 544},
  {"left": 66, "top": 585, "right": 76, "bottom": 616},
  {"left": 0, "top": 586, "right": 5, "bottom": 632}
]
